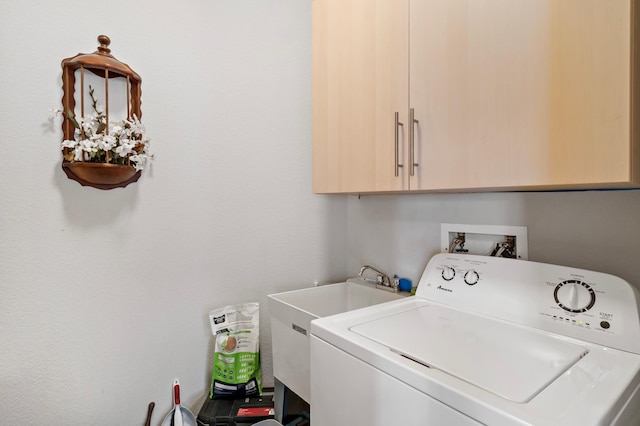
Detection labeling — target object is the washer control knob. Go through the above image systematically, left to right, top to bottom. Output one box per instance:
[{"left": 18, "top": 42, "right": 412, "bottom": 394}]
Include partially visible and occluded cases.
[
  {"left": 441, "top": 266, "right": 455, "bottom": 281},
  {"left": 464, "top": 270, "right": 480, "bottom": 286},
  {"left": 554, "top": 280, "right": 596, "bottom": 313}
]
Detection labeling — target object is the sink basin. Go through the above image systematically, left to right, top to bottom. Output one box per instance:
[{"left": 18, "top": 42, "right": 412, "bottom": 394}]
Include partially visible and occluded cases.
[{"left": 268, "top": 278, "right": 406, "bottom": 403}]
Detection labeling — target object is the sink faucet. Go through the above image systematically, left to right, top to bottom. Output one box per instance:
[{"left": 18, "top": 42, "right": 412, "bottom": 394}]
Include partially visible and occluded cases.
[{"left": 359, "top": 265, "right": 393, "bottom": 288}]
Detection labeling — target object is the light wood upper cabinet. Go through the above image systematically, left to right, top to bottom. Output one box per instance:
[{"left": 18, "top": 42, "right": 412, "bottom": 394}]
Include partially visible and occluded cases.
[
  {"left": 312, "top": 0, "right": 409, "bottom": 193},
  {"left": 313, "top": 0, "right": 640, "bottom": 194},
  {"left": 410, "top": 0, "right": 637, "bottom": 191}
]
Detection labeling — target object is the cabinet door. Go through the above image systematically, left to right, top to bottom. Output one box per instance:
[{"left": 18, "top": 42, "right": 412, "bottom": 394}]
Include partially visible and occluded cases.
[
  {"left": 312, "top": 0, "right": 409, "bottom": 193},
  {"left": 409, "top": 0, "right": 632, "bottom": 191}
]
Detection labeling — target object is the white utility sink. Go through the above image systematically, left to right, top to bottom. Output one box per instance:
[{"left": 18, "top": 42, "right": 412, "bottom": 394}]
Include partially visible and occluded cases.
[{"left": 268, "top": 278, "right": 406, "bottom": 403}]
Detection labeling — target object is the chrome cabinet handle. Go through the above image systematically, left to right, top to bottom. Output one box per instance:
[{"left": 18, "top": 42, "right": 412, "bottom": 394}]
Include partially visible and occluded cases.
[
  {"left": 410, "top": 108, "right": 419, "bottom": 176},
  {"left": 395, "top": 112, "right": 404, "bottom": 177}
]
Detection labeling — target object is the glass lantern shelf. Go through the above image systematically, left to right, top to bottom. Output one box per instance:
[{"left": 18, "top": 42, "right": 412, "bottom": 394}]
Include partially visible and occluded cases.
[{"left": 60, "top": 35, "right": 145, "bottom": 190}]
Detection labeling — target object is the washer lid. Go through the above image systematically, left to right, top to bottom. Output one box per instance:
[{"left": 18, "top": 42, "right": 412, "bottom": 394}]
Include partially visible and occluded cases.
[{"left": 350, "top": 305, "right": 588, "bottom": 403}]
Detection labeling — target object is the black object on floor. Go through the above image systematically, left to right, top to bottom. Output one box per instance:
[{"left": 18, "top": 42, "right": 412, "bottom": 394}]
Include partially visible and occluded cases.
[
  {"left": 197, "top": 388, "right": 275, "bottom": 426},
  {"left": 284, "top": 412, "right": 310, "bottom": 426}
]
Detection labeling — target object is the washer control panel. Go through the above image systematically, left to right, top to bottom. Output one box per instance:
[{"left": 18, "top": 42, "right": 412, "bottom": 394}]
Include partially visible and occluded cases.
[
  {"left": 415, "top": 253, "right": 640, "bottom": 354},
  {"left": 441, "top": 266, "right": 456, "bottom": 281},
  {"left": 464, "top": 270, "right": 480, "bottom": 286},
  {"left": 554, "top": 279, "right": 596, "bottom": 313}
]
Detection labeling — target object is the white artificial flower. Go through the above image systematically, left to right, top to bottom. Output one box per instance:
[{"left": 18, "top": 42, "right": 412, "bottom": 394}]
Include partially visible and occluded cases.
[
  {"left": 53, "top": 103, "right": 152, "bottom": 169},
  {"left": 50, "top": 108, "right": 63, "bottom": 118},
  {"left": 128, "top": 115, "right": 145, "bottom": 136},
  {"left": 81, "top": 119, "right": 94, "bottom": 135},
  {"left": 110, "top": 124, "right": 123, "bottom": 134},
  {"left": 99, "top": 135, "right": 117, "bottom": 151},
  {"left": 61, "top": 139, "right": 78, "bottom": 149},
  {"left": 81, "top": 139, "right": 99, "bottom": 153},
  {"left": 115, "top": 140, "right": 135, "bottom": 157},
  {"left": 73, "top": 145, "right": 84, "bottom": 161},
  {"left": 129, "top": 154, "right": 146, "bottom": 171}
]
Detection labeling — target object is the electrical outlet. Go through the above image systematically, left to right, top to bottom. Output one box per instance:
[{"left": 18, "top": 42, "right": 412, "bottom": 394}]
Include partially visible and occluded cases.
[{"left": 441, "top": 223, "right": 528, "bottom": 260}]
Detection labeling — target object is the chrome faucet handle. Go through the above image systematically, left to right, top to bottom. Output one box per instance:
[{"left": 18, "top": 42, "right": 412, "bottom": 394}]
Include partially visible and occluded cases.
[
  {"left": 359, "top": 265, "right": 398, "bottom": 293},
  {"left": 360, "top": 265, "right": 391, "bottom": 287}
]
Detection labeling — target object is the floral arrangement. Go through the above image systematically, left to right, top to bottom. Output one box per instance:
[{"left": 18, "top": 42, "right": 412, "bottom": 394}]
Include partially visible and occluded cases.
[{"left": 53, "top": 85, "right": 151, "bottom": 171}]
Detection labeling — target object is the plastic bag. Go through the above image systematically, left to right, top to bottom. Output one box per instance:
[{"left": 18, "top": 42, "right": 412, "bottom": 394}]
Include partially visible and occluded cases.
[{"left": 209, "top": 302, "right": 262, "bottom": 399}]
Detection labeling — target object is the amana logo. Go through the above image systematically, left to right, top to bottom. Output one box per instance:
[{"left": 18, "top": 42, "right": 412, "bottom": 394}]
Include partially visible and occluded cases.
[{"left": 437, "top": 285, "right": 453, "bottom": 293}]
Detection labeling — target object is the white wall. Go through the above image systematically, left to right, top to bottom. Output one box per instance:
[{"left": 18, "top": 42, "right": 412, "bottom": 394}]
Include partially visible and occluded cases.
[
  {"left": 0, "top": 1, "right": 347, "bottom": 424},
  {"left": 4, "top": 1, "right": 640, "bottom": 425},
  {"left": 348, "top": 191, "right": 640, "bottom": 289}
]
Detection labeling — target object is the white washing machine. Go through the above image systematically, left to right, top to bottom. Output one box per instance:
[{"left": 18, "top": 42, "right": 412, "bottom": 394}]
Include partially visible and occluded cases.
[{"left": 310, "top": 254, "right": 640, "bottom": 425}]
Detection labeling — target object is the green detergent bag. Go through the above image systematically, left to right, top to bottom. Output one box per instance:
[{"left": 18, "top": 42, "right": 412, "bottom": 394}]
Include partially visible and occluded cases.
[{"left": 209, "top": 302, "right": 262, "bottom": 399}]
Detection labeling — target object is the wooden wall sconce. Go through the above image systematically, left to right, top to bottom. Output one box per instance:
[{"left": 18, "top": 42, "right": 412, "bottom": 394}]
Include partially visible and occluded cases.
[{"left": 60, "top": 35, "right": 148, "bottom": 190}]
